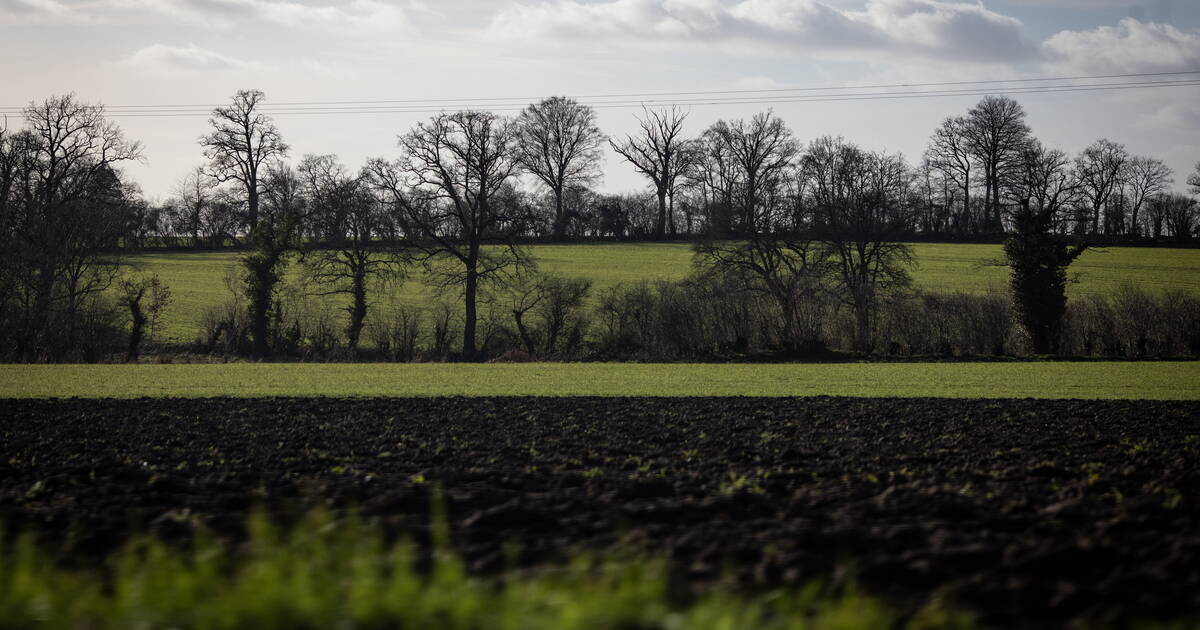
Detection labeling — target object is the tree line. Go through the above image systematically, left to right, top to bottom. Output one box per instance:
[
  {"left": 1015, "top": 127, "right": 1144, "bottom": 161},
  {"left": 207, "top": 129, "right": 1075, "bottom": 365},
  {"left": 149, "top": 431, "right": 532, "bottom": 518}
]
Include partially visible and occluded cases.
[{"left": 1, "top": 90, "right": 1198, "bottom": 361}]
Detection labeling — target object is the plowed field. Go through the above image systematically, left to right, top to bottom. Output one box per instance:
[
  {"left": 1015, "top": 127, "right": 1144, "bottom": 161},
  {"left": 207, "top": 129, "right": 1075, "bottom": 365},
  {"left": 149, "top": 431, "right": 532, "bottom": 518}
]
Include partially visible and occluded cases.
[{"left": 2, "top": 397, "right": 1198, "bottom": 627}]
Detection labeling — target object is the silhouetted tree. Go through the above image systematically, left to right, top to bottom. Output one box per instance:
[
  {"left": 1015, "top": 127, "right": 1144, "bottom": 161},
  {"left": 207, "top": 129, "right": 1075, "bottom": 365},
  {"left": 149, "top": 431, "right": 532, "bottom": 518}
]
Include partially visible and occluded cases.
[
  {"left": 200, "top": 89, "right": 289, "bottom": 232},
  {"left": 0, "top": 94, "right": 142, "bottom": 360},
  {"left": 962, "top": 96, "right": 1030, "bottom": 232},
  {"left": 515, "top": 97, "right": 605, "bottom": 240},
  {"left": 610, "top": 106, "right": 693, "bottom": 239},
  {"left": 365, "top": 110, "right": 533, "bottom": 358},
  {"left": 699, "top": 110, "right": 799, "bottom": 235},
  {"left": 924, "top": 116, "right": 974, "bottom": 233},
  {"left": 803, "top": 137, "right": 914, "bottom": 352},
  {"left": 1075, "top": 138, "right": 1128, "bottom": 235},
  {"left": 1004, "top": 140, "right": 1085, "bottom": 354},
  {"left": 298, "top": 154, "right": 405, "bottom": 351},
  {"left": 1122, "top": 156, "right": 1173, "bottom": 237},
  {"left": 242, "top": 163, "right": 304, "bottom": 356},
  {"left": 169, "top": 166, "right": 216, "bottom": 247},
  {"left": 1160, "top": 193, "right": 1198, "bottom": 242},
  {"left": 118, "top": 273, "right": 171, "bottom": 361}
]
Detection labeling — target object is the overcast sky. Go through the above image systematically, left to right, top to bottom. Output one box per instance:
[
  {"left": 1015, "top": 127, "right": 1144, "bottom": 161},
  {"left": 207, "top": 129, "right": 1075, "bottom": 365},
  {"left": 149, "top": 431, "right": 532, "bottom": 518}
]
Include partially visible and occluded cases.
[{"left": 3, "top": 0, "right": 1199, "bottom": 199}]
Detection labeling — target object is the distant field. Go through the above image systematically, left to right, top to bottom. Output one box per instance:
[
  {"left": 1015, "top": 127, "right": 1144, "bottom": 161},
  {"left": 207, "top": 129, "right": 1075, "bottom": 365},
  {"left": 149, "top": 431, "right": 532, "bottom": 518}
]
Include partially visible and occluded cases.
[
  {"left": 127, "top": 243, "right": 1200, "bottom": 342},
  {"left": 3, "top": 361, "right": 1197, "bottom": 399}
]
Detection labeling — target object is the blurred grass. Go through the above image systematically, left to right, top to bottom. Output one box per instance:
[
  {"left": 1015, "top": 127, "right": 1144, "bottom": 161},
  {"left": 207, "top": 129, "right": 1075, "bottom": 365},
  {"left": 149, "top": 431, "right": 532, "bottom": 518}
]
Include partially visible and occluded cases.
[
  {"left": 127, "top": 243, "right": 1200, "bottom": 343},
  {"left": 2, "top": 361, "right": 1198, "bottom": 399},
  {"left": 0, "top": 509, "right": 966, "bottom": 630}
]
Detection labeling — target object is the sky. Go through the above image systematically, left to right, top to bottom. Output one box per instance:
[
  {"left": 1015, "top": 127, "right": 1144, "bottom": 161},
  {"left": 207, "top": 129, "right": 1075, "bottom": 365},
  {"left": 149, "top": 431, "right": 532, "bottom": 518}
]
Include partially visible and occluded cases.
[{"left": 2, "top": 0, "right": 1199, "bottom": 200}]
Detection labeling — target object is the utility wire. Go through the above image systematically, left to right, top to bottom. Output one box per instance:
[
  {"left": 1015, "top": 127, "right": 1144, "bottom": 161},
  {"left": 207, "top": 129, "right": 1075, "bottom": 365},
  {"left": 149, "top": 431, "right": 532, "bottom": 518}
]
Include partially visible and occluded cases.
[
  {"left": 4, "top": 69, "right": 1199, "bottom": 110},
  {"left": 3, "top": 72, "right": 1198, "bottom": 117},
  {"left": 24, "top": 78, "right": 1191, "bottom": 115}
]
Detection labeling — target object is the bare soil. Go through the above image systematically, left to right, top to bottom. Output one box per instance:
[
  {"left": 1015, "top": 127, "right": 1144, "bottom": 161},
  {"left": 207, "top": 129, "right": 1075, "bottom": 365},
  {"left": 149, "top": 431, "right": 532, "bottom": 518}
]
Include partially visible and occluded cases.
[{"left": 1, "top": 397, "right": 1198, "bottom": 627}]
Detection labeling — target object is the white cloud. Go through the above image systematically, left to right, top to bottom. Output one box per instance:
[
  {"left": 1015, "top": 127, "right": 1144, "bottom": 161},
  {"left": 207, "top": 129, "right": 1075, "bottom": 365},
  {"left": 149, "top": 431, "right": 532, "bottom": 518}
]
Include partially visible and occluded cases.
[
  {"left": 0, "top": 0, "right": 84, "bottom": 22},
  {"left": 4, "top": 0, "right": 415, "bottom": 31},
  {"left": 487, "top": 0, "right": 1035, "bottom": 62},
  {"left": 1041, "top": 18, "right": 1200, "bottom": 74},
  {"left": 123, "top": 43, "right": 260, "bottom": 72},
  {"left": 1138, "top": 102, "right": 1200, "bottom": 131}
]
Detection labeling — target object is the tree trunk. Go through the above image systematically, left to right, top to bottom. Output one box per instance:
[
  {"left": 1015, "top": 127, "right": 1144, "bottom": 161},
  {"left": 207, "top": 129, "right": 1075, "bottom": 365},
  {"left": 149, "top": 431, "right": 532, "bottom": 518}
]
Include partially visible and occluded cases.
[
  {"left": 247, "top": 187, "right": 259, "bottom": 232},
  {"left": 552, "top": 187, "right": 567, "bottom": 240},
  {"left": 655, "top": 187, "right": 668, "bottom": 240},
  {"left": 463, "top": 265, "right": 478, "bottom": 359},
  {"left": 249, "top": 266, "right": 272, "bottom": 357},
  {"left": 346, "top": 269, "right": 367, "bottom": 351},
  {"left": 127, "top": 293, "right": 146, "bottom": 362},
  {"left": 854, "top": 299, "right": 872, "bottom": 354},
  {"left": 513, "top": 310, "right": 535, "bottom": 354}
]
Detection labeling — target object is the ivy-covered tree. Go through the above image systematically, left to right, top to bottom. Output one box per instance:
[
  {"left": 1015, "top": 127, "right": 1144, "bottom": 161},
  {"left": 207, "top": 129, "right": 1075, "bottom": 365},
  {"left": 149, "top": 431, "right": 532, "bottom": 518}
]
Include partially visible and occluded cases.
[{"left": 1004, "top": 141, "right": 1085, "bottom": 354}]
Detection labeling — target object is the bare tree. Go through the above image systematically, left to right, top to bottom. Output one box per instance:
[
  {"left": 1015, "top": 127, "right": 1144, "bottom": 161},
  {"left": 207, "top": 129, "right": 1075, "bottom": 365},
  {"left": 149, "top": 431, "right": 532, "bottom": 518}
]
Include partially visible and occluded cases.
[
  {"left": 200, "top": 89, "right": 289, "bottom": 231},
  {"left": 0, "top": 94, "right": 143, "bottom": 359},
  {"left": 515, "top": 96, "right": 605, "bottom": 240},
  {"left": 962, "top": 96, "right": 1030, "bottom": 232},
  {"left": 610, "top": 106, "right": 693, "bottom": 239},
  {"left": 365, "top": 110, "right": 533, "bottom": 359},
  {"left": 700, "top": 110, "right": 800, "bottom": 235},
  {"left": 924, "top": 116, "right": 974, "bottom": 234},
  {"left": 803, "top": 137, "right": 915, "bottom": 352},
  {"left": 1075, "top": 138, "right": 1129, "bottom": 235},
  {"left": 1004, "top": 140, "right": 1085, "bottom": 354},
  {"left": 298, "top": 154, "right": 405, "bottom": 351},
  {"left": 1122, "top": 156, "right": 1173, "bottom": 237},
  {"left": 1189, "top": 161, "right": 1200, "bottom": 196},
  {"left": 242, "top": 163, "right": 304, "bottom": 356},
  {"left": 171, "top": 166, "right": 216, "bottom": 247},
  {"left": 1160, "top": 193, "right": 1198, "bottom": 242},
  {"left": 694, "top": 234, "right": 828, "bottom": 353}
]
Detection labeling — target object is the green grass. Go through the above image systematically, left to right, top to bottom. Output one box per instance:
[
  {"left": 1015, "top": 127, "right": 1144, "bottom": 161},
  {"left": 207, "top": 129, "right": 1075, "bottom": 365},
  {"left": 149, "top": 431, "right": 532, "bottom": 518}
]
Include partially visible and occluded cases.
[
  {"left": 127, "top": 243, "right": 1200, "bottom": 343},
  {"left": 3, "top": 362, "right": 1197, "bottom": 399},
  {"left": 0, "top": 509, "right": 967, "bottom": 630}
]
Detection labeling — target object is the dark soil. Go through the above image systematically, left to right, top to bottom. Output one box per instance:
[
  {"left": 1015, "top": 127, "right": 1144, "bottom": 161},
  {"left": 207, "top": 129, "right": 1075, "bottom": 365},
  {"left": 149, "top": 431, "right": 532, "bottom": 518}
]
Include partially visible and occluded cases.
[{"left": 2, "top": 397, "right": 1198, "bottom": 627}]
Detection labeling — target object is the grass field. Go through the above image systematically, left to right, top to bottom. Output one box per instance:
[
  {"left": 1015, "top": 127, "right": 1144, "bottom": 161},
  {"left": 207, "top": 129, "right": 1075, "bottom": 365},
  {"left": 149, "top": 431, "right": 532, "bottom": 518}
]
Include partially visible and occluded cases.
[
  {"left": 128, "top": 243, "right": 1200, "bottom": 343},
  {"left": 3, "top": 361, "right": 1197, "bottom": 399}
]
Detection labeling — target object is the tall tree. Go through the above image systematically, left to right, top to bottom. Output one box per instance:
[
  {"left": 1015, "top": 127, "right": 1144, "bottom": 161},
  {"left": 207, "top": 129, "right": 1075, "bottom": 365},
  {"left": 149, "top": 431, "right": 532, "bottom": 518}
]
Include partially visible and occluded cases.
[
  {"left": 199, "top": 89, "right": 289, "bottom": 231},
  {"left": 0, "top": 95, "right": 142, "bottom": 360},
  {"left": 515, "top": 96, "right": 605, "bottom": 240},
  {"left": 962, "top": 96, "right": 1030, "bottom": 233},
  {"left": 610, "top": 106, "right": 693, "bottom": 239},
  {"left": 365, "top": 110, "right": 533, "bottom": 359},
  {"left": 700, "top": 110, "right": 799, "bottom": 235},
  {"left": 924, "top": 116, "right": 974, "bottom": 234},
  {"left": 803, "top": 137, "right": 915, "bottom": 353},
  {"left": 1074, "top": 138, "right": 1129, "bottom": 235},
  {"left": 1004, "top": 140, "right": 1085, "bottom": 354},
  {"left": 298, "top": 154, "right": 405, "bottom": 351},
  {"left": 1122, "top": 156, "right": 1173, "bottom": 237},
  {"left": 1189, "top": 161, "right": 1200, "bottom": 196},
  {"left": 241, "top": 163, "right": 304, "bottom": 356},
  {"left": 171, "top": 166, "right": 215, "bottom": 247},
  {"left": 1160, "top": 193, "right": 1198, "bottom": 242}
]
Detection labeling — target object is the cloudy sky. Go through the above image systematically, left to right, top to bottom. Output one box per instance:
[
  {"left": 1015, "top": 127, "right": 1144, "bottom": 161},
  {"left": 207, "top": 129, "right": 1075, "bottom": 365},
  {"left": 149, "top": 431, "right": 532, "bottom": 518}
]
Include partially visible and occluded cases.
[{"left": 3, "top": 0, "right": 1199, "bottom": 198}]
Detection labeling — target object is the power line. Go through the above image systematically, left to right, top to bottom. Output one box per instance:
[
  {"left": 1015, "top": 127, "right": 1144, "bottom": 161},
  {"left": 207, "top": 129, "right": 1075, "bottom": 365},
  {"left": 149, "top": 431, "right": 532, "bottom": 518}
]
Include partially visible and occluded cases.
[
  {"left": 2, "top": 69, "right": 1199, "bottom": 112},
  {"left": 2, "top": 73, "right": 1198, "bottom": 118},
  {"left": 4, "top": 79, "right": 1195, "bottom": 118}
]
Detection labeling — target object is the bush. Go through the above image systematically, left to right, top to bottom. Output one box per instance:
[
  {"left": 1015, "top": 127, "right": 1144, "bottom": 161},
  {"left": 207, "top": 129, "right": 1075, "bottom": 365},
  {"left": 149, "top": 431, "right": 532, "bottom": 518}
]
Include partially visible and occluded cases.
[
  {"left": 1061, "top": 285, "right": 1200, "bottom": 358},
  {"left": 872, "top": 291, "right": 1017, "bottom": 357},
  {"left": 368, "top": 304, "right": 424, "bottom": 361}
]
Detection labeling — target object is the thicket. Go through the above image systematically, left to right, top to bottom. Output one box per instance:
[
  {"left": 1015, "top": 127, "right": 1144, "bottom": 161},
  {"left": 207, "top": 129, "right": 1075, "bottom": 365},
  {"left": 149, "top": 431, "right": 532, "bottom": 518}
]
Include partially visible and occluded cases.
[{"left": 190, "top": 273, "right": 1199, "bottom": 362}]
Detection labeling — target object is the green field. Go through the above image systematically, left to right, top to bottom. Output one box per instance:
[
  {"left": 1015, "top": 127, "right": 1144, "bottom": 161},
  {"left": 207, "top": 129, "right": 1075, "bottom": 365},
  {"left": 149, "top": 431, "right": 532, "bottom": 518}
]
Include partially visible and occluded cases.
[
  {"left": 128, "top": 243, "right": 1200, "bottom": 343},
  {"left": 3, "top": 361, "right": 1196, "bottom": 399}
]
